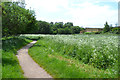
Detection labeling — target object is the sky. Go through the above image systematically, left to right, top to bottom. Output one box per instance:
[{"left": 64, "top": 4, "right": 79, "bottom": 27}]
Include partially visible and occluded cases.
[{"left": 25, "top": 0, "right": 119, "bottom": 28}]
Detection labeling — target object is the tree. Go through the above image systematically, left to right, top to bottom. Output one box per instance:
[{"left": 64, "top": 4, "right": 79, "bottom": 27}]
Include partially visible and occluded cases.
[
  {"left": 2, "top": 2, "right": 37, "bottom": 36},
  {"left": 37, "top": 21, "right": 51, "bottom": 34},
  {"left": 50, "top": 22, "right": 53, "bottom": 25},
  {"left": 55, "top": 22, "right": 63, "bottom": 28},
  {"left": 63, "top": 22, "right": 73, "bottom": 28},
  {"left": 103, "top": 22, "right": 110, "bottom": 33},
  {"left": 50, "top": 24, "right": 58, "bottom": 34},
  {"left": 71, "top": 26, "right": 81, "bottom": 34},
  {"left": 64, "top": 27, "right": 72, "bottom": 34},
  {"left": 58, "top": 28, "right": 65, "bottom": 34}
]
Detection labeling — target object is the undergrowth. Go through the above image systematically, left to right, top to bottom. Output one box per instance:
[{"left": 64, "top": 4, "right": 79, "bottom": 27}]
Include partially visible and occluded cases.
[{"left": 2, "top": 36, "right": 32, "bottom": 78}]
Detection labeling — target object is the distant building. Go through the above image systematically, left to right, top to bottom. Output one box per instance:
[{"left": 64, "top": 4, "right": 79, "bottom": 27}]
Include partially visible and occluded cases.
[
  {"left": 80, "top": 26, "right": 120, "bottom": 34},
  {"left": 85, "top": 28, "right": 103, "bottom": 32}
]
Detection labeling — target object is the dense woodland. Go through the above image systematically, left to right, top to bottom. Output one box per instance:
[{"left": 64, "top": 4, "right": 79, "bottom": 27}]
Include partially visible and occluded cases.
[{"left": 1, "top": 2, "right": 120, "bottom": 37}]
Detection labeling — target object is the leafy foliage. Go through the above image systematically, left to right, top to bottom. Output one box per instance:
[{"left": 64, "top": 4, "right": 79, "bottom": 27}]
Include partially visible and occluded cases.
[
  {"left": 1, "top": 2, "right": 84, "bottom": 36},
  {"left": 2, "top": 2, "right": 37, "bottom": 37},
  {"left": 36, "top": 21, "right": 51, "bottom": 34},
  {"left": 49, "top": 22, "right": 83, "bottom": 34},
  {"left": 103, "top": 22, "right": 110, "bottom": 33},
  {"left": 71, "top": 26, "right": 81, "bottom": 34},
  {"left": 111, "top": 27, "right": 120, "bottom": 34}
]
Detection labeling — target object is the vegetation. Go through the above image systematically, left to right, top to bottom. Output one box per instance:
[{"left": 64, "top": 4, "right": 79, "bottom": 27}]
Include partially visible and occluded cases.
[
  {"left": 1, "top": 1, "right": 119, "bottom": 79},
  {"left": 1, "top": 2, "right": 119, "bottom": 37},
  {"left": 1, "top": 2, "right": 83, "bottom": 37},
  {"left": 1, "top": 2, "right": 86, "bottom": 37},
  {"left": 2, "top": 2, "right": 38, "bottom": 37},
  {"left": 50, "top": 22, "right": 83, "bottom": 34},
  {"left": 103, "top": 22, "right": 120, "bottom": 34},
  {"left": 103, "top": 22, "right": 110, "bottom": 32},
  {"left": 111, "top": 27, "right": 120, "bottom": 34},
  {"left": 28, "top": 34, "right": 118, "bottom": 78},
  {"left": 2, "top": 36, "right": 32, "bottom": 78},
  {"left": 0, "top": 50, "right": 1, "bottom": 80}
]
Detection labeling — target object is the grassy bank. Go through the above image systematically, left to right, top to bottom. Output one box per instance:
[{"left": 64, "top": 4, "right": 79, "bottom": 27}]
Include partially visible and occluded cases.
[
  {"left": 28, "top": 34, "right": 118, "bottom": 78},
  {"left": 2, "top": 36, "right": 32, "bottom": 78},
  {"left": 0, "top": 49, "right": 2, "bottom": 79}
]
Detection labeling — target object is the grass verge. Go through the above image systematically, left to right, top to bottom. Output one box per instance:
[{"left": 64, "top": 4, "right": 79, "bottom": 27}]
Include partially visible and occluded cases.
[
  {"left": 2, "top": 36, "right": 32, "bottom": 78},
  {"left": 28, "top": 38, "right": 117, "bottom": 78}
]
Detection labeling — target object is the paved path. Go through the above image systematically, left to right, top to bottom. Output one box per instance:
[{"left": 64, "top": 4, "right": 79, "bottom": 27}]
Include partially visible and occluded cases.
[{"left": 16, "top": 41, "right": 53, "bottom": 78}]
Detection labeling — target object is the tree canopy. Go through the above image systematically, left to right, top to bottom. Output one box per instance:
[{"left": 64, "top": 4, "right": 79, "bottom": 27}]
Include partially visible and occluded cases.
[
  {"left": 2, "top": 2, "right": 37, "bottom": 36},
  {"left": 103, "top": 22, "right": 110, "bottom": 33}
]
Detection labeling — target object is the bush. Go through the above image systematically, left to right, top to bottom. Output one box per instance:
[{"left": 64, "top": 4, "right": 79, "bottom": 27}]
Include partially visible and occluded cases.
[
  {"left": 111, "top": 27, "right": 120, "bottom": 34},
  {"left": 84, "top": 32, "right": 92, "bottom": 34}
]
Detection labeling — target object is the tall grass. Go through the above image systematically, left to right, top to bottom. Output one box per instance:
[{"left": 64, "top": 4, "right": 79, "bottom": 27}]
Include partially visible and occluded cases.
[
  {"left": 28, "top": 34, "right": 118, "bottom": 78},
  {"left": 42, "top": 34, "right": 118, "bottom": 69},
  {"left": 2, "top": 36, "right": 32, "bottom": 78}
]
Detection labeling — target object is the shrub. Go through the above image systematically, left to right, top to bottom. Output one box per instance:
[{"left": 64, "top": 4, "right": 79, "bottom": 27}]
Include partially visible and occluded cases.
[
  {"left": 111, "top": 27, "right": 120, "bottom": 34},
  {"left": 84, "top": 32, "right": 92, "bottom": 34}
]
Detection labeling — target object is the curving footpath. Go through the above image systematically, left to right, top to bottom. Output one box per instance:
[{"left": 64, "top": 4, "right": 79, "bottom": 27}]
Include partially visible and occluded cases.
[{"left": 16, "top": 41, "right": 53, "bottom": 78}]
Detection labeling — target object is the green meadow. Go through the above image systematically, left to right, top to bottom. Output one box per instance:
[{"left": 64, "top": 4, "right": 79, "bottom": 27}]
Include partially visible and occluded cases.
[
  {"left": 2, "top": 34, "right": 119, "bottom": 78},
  {"left": 27, "top": 34, "right": 118, "bottom": 78}
]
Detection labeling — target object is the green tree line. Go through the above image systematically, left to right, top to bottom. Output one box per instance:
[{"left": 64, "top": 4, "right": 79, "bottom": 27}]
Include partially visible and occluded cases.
[
  {"left": 1, "top": 2, "right": 83, "bottom": 37},
  {"left": 2, "top": 2, "right": 119, "bottom": 37},
  {"left": 36, "top": 21, "right": 84, "bottom": 34},
  {"left": 103, "top": 22, "right": 120, "bottom": 34}
]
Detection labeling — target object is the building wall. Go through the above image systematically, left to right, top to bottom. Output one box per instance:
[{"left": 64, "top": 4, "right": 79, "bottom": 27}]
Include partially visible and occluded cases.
[{"left": 85, "top": 28, "right": 103, "bottom": 32}]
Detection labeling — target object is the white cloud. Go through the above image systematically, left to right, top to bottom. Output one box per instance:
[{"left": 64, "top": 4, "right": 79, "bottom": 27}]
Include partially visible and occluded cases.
[
  {"left": 25, "top": 0, "right": 118, "bottom": 28},
  {"left": 25, "top": 0, "right": 69, "bottom": 12},
  {"left": 66, "top": 2, "right": 117, "bottom": 27}
]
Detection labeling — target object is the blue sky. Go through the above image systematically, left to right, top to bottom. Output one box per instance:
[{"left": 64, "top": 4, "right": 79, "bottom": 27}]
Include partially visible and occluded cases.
[{"left": 25, "top": 0, "right": 119, "bottom": 28}]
